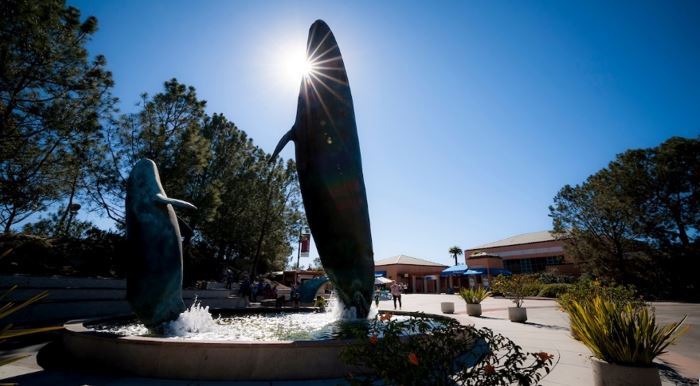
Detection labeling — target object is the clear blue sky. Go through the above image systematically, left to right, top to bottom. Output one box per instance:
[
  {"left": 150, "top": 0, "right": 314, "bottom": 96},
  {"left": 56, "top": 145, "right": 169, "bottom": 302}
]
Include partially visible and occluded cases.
[{"left": 68, "top": 0, "right": 700, "bottom": 268}]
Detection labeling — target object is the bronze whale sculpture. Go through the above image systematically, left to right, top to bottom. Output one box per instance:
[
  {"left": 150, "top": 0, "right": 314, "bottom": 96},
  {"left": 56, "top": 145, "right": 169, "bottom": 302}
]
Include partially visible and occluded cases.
[
  {"left": 272, "top": 20, "right": 374, "bottom": 318},
  {"left": 125, "top": 159, "right": 196, "bottom": 329}
]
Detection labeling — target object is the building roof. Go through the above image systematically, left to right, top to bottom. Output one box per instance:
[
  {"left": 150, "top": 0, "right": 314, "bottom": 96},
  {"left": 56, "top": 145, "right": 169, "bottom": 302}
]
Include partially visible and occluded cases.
[
  {"left": 467, "top": 231, "right": 564, "bottom": 250},
  {"left": 375, "top": 254, "right": 448, "bottom": 267}
]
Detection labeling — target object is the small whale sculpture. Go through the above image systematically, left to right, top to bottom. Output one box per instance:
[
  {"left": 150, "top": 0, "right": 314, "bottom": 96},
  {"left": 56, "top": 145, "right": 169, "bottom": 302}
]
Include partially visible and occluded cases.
[
  {"left": 272, "top": 20, "right": 375, "bottom": 318},
  {"left": 125, "top": 159, "right": 196, "bottom": 329}
]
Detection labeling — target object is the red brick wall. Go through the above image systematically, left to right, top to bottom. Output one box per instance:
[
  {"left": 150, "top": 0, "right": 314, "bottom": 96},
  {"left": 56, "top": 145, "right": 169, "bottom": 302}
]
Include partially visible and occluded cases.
[{"left": 375, "top": 264, "right": 447, "bottom": 293}]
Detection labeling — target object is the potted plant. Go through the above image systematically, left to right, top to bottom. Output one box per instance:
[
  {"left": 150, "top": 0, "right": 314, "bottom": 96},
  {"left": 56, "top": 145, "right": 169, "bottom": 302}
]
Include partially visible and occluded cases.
[
  {"left": 491, "top": 274, "right": 532, "bottom": 322},
  {"left": 557, "top": 278, "right": 644, "bottom": 340},
  {"left": 458, "top": 287, "right": 490, "bottom": 316},
  {"left": 566, "top": 296, "right": 686, "bottom": 386}
]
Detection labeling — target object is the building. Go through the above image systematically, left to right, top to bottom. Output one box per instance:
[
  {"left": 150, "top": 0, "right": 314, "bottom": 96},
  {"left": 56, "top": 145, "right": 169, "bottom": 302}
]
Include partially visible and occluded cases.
[
  {"left": 464, "top": 231, "right": 578, "bottom": 275},
  {"left": 374, "top": 255, "right": 448, "bottom": 294}
]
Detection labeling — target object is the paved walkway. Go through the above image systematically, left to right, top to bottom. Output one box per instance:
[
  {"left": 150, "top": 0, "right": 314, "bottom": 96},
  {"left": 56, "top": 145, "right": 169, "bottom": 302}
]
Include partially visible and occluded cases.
[
  {"left": 1, "top": 294, "right": 697, "bottom": 385},
  {"left": 392, "top": 295, "right": 698, "bottom": 386}
]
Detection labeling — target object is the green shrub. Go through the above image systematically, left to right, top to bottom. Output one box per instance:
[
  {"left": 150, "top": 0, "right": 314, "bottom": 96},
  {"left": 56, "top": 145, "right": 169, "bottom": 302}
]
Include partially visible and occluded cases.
[
  {"left": 0, "top": 232, "right": 126, "bottom": 278},
  {"left": 537, "top": 272, "right": 576, "bottom": 284},
  {"left": 558, "top": 277, "right": 643, "bottom": 314},
  {"left": 523, "top": 281, "right": 543, "bottom": 297},
  {"left": 538, "top": 283, "right": 572, "bottom": 298},
  {"left": 458, "top": 287, "right": 490, "bottom": 304},
  {"left": 314, "top": 296, "right": 327, "bottom": 311},
  {"left": 566, "top": 296, "right": 687, "bottom": 366},
  {"left": 340, "top": 312, "right": 554, "bottom": 386}
]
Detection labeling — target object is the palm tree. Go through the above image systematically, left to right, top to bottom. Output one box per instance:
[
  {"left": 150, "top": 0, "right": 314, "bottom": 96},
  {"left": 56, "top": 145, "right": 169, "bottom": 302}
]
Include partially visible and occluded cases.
[{"left": 449, "top": 246, "right": 463, "bottom": 266}]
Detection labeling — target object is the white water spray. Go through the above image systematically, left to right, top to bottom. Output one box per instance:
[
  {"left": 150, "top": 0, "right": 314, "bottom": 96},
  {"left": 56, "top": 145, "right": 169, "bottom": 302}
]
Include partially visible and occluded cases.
[
  {"left": 327, "top": 293, "right": 378, "bottom": 320},
  {"left": 164, "top": 298, "right": 217, "bottom": 336}
]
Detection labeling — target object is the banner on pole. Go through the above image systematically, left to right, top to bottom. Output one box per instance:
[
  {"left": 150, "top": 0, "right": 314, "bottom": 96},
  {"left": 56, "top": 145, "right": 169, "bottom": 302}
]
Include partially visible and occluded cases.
[{"left": 300, "top": 233, "right": 310, "bottom": 257}]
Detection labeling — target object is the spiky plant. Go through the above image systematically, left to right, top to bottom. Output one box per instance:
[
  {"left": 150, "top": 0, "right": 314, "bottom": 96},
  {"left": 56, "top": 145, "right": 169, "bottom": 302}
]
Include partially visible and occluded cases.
[
  {"left": 1, "top": 285, "right": 61, "bottom": 366},
  {"left": 458, "top": 287, "right": 491, "bottom": 304},
  {"left": 566, "top": 296, "right": 687, "bottom": 366}
]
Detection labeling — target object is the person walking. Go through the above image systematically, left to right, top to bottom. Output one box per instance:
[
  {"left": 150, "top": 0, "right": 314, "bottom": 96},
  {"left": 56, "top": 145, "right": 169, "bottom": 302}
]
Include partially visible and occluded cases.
[
  {"left": 291, "top": 282, "right": 301, "bottom": 308},
  {"left": 390, "top": 282, "right": 402, "bottom": 309}
]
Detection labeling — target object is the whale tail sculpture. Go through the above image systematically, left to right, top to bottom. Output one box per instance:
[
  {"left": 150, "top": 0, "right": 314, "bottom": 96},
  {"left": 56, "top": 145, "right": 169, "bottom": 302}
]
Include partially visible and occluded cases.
[
  {"left": 272, "top": 20, "right": 375, "bottom": 318},
  {"left": 125, "top": 159, "right": 197, "bottom": 330}
]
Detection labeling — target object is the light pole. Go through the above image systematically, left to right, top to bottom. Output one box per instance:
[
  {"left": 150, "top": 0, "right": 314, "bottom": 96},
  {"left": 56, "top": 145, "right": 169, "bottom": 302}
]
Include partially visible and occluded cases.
[
  {"left": 294, "top": 227, "right": 309, "bottom": 285},
  {"left": 295, "top": 227, "right": 302, "bottom": 285}
]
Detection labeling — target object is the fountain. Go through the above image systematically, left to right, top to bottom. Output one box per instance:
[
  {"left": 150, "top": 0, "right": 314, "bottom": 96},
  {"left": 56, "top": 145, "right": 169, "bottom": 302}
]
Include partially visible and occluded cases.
[
  {"left": 62, "top": 19, "right": 457, "bottom": 381},
  {"left": 63, "top": 302, "right": 387, "bottom": 380}
]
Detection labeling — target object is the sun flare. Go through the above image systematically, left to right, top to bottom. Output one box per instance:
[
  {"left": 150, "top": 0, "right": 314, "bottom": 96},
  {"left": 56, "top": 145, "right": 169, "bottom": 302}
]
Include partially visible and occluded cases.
[{"left": 286, "top": 50, "right": 313, "bottom": 81}]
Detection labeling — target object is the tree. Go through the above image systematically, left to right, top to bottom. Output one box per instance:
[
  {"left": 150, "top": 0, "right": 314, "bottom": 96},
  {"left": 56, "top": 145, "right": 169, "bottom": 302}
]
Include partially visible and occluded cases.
[
  {"left": 0, "top": 0, "right": 116, "bottom": 233},
  {"left": 90, "top": 79, "right": 209, "bottom": 226},
  {"left": 91, "top": 79, "right": 304, "bottom": 279},
  {"left": 550, "top": 136, "right": 700, "bottom": 298},
  {"left": 619, "top": 137, "right": 700, "bottom": 253},
  {"left": 248, "top": 156, "right": 303, "bottom": 277},
  {"left": 549, "top": 173, "right": 654, "bottom": 288},
  {"left": 21, "top": 206, "right": 93, "bottom": 238},
  {"left": 449, "top": 246, "right": 463, "bottom": 266},
  {"left": 311, "top": 257, "right": 323, "bottom": 270}
]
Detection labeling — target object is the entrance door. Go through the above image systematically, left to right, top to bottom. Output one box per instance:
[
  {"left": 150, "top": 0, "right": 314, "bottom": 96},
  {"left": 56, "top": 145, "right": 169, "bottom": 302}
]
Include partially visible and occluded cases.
[{"left": 415, "top": 278, "right": 424, "bottom": 293}]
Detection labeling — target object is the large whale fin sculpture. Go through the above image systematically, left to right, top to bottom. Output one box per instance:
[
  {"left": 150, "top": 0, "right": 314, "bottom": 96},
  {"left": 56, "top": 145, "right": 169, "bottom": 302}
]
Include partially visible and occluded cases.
[
  {"left": 271, "top": 20, "right": 375, "bottom": 318},
  {"left": 125, "top": 159, "right": 197, "bottom": 330}
]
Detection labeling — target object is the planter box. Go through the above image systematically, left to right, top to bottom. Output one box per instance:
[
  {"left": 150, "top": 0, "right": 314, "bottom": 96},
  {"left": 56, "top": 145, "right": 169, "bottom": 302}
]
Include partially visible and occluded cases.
[
  {"left": 440, "top": 302, "right": 454, "bottom": 314},
  {"left": 466, "top": 303, "right": 482, "bottom": 317},
  {"left": 508, "top": 307, "right": 527, "bottom": 322},
  {"left": 591, "top": 357, "right": 661, "bottom": 386}
]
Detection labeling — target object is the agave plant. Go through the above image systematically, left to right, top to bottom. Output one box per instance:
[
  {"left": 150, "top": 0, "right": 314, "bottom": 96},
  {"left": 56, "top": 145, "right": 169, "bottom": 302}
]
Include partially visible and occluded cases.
[
  {"left": 1, "top": 285, "right": 61, "bottom": 366},
  {"left": 458, "top": 287, "right": 490, "bottom": 304},
  {"left": 566, "top": 296, "right": 687, "bottom": 366}
]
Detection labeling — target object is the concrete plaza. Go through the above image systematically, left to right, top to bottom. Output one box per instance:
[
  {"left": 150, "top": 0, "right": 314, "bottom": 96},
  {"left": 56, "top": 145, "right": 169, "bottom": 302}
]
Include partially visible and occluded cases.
[
  {"left": 1, "top": 294, "right": 697, "bottom": 385},
  {"left": 387, "top": 294, "right": 698, "bottom": 386}
]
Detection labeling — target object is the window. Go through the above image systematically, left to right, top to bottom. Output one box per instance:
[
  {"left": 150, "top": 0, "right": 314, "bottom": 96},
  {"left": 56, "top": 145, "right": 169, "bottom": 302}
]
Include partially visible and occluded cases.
[
  {"left": 504, "top": 256, "right": 562, "bottom": 274},
  {"left": 546, "top": 256, "right": 563, "bottom": 265}
]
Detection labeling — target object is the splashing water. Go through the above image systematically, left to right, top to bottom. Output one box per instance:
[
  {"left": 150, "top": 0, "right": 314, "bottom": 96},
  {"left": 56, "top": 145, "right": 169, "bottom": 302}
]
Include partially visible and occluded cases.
[
  {"left": 327, "top": 292, "right": 378, "bottom": 321},
  {"left": 93, "top": 296, "right": 386, "bottom": 341},
  {"left": 164, "top": 299, "right": 217, "bottom": 336}
]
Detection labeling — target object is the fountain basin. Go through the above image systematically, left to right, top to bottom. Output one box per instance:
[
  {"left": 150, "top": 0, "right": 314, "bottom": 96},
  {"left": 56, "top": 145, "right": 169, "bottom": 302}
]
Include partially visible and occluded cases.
[
  {"left": 63, "top": 309, "right": 459, "bottom": 381},
  {"left": 63, "top": 311, "right": 358, "bottom": 380}
]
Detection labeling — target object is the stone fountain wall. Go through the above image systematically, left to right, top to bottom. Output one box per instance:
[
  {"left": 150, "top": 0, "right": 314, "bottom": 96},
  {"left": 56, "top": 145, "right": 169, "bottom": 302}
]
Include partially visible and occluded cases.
[{"left": 2, "top": 275, "right": 247, "bottom": 326}]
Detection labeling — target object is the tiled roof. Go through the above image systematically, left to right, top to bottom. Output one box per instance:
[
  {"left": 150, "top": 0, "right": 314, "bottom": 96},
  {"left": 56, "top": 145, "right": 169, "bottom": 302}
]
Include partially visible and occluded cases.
[
  {"left": 468, "top": 231, "right": 564, "bottom": 250},
  {"left": 375, "top": 254, "right": 447, "bottom": 267}
]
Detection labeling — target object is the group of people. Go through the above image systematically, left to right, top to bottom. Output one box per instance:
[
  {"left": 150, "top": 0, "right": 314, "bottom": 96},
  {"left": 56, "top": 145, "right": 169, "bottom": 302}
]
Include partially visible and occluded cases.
[
  {"left": 231, "top": 270, "right": 406, "bottom": 310},
  {"left": 238, "top": 277, "right": 277, "bottom": 302},
  {"left": 375, "top": 281, "right": 405, "bottom": 309}
]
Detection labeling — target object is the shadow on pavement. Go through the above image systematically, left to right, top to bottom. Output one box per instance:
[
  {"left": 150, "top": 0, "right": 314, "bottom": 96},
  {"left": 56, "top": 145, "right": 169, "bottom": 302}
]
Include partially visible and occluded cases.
[
  {"left": 470, "top": 315, "right": 502, "bottom": 320},
  {"left": 523, "top": 321, "right": 569, "bottom": 331},
  {"left": 657, "top": 362, "right": 696, "bottom": 386}
]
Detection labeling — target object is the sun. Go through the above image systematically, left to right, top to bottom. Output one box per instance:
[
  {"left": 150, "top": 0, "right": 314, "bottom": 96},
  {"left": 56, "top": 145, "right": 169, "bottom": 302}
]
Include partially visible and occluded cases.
[
  {"left": 266, "top": 37, "right": 318, "bottom": 92},
  {"left": 287, "top": 50, "right": 313, "bottom": 79}
]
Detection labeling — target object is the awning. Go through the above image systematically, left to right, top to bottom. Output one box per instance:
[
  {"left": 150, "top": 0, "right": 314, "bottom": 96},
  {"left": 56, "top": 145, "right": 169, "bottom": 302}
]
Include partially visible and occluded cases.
[
  {"left": 440, "top": 264, "right": 469, "bottom": 277},
  {"left": 463, "top": 268, "right": 512, "bottom": 276},
  {"left": 374, "top": 276, "right": 394, "bottom": 285}
]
